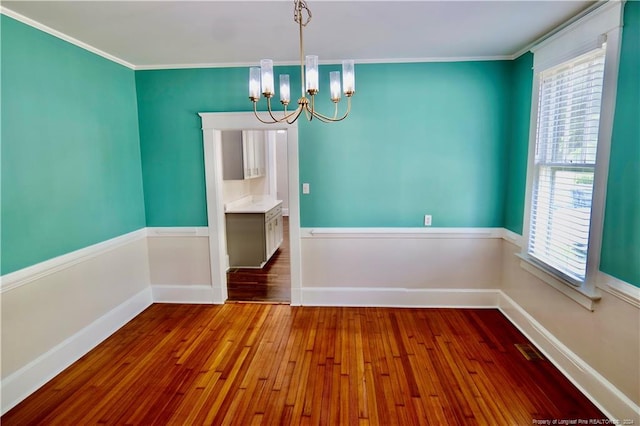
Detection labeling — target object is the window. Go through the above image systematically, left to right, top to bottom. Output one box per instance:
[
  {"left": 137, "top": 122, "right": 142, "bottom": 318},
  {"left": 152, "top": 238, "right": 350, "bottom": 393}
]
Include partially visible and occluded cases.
[
  {"left": 522, "top": 1, "right": 623, "bottom": 307},
  {"left": 528, "top": 49, "right": 606, "bottom": 284}
]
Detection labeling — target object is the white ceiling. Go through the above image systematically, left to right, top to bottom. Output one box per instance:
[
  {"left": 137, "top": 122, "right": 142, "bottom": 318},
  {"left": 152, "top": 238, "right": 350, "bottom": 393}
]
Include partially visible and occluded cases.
[{"left": 3, "top": 1, "right": 597, "bottom": 69}]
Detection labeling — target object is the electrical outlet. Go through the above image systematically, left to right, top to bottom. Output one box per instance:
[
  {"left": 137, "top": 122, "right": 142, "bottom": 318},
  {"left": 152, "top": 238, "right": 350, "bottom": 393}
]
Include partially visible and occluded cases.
[{"left": 424, "top": 215, "right": 432, "bottom": 226}]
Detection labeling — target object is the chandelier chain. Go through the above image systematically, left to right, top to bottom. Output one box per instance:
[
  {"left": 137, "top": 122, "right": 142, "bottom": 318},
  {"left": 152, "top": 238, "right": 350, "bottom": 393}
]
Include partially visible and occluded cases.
[{"left": 294, "top": 0, "right": 312, "bottom": 27}]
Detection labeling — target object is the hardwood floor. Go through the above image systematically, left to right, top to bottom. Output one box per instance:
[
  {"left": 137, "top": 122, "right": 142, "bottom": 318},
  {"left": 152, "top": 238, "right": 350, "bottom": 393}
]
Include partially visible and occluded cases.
[
  {"left": 227, "top": 216, "right": 290, "bottom": 303},
  {"left": 2, "top": 304, "right": 605, "bottom": 425}
]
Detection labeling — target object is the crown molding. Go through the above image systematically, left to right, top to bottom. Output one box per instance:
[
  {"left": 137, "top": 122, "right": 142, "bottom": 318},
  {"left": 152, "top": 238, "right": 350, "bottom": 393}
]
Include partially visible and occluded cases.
[
  {"left": 509, "top": 0, "right": 613, "bottom": 61},
  {"left": 4, "top": 2, "right": 605, "bottom": 70},
  {"left": 0, "top": 6, "right": 135, "bottom": 70},
  {"left": 135, "top": 55, "right": 516, "bottom": 71}
]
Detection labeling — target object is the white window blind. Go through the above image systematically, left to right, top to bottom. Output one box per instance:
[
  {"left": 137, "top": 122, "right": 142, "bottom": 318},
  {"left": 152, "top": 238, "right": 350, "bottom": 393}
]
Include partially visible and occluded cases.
[{"left": 528, "top": 48, "right": 606, "bottom": 284}]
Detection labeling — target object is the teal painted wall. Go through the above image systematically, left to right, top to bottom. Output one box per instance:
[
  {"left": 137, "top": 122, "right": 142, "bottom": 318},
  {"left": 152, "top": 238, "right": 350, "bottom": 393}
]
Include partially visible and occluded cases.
[
  {"left": 600, "top": 0, "right": 640, "bottom": 286},
  {"left": 1, "top": 15, "right": 146, "bottom": 275},
  {"left": 503, "top": 53, "right": 533, "bottom": 235},
  {"left": 136, "top": 61, "right": 510, "bottom": 227},
  {"left": 299, "top": 62, "right": 509, "bottom": 227}
]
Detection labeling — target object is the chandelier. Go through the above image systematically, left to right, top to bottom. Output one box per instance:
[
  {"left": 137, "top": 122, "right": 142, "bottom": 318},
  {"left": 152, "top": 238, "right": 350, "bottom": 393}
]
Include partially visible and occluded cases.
[{"left": 249, "top": 0, "right": 355, "bottom": 124}]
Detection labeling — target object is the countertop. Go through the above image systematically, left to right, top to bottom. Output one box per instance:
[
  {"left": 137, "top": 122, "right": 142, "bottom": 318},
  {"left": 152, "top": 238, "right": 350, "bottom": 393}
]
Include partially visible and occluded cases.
[{"left": 225, "top": 196, "right": 282, "bottom": 214}]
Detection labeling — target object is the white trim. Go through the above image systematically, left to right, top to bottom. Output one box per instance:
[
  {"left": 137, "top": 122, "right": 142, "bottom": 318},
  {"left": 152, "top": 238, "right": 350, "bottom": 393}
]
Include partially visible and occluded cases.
[
  {"left": 511, "top": 0, "right": 609, "bottom": 60},
  {"left": 520, "top": 0, "right": 624, "bottom": 308},
  {"left": 531, "top": 0, "right": 623, "bottom": 71},
  {"left": 0, "top": 7, "right": 135, "bottom": 70},
  {"left": 134, "top": 55, "right": 514, "bottom": 71},
  {"left": 199, "top": 112, "right": 302, "bottom": 306},
  {"left": 4, "top": 226, "right": 635, "bottom": 310},
  {"left": 146, "top": 227, "right": 209, "bottom": 237},
  {"left": 301, "top": 227, "right": 504, "bottom": 239},
  {"left": 0, "top": 228, "right": 147, "bottom": 293},
  {"left": 501, "top": 228, "right": 524, "bottom": 247},
  {"left": 501, "top": 230, "right": 640, "bottom": 309},
  {"left": 517, "top": 255, "right": 601, "bottom": 311},
  {"left": 598, "top": 272, "right": 640, "bottom": 308},
  {"left": 151, "top": 285, "right": 216, "bottom": 304},
  {"left": 0, "top": 287, "right": 153, "bottom": 415},
  {"left": 301, "top": 287, "right": 499, "bottom": 308},
  {"left": 498, "top": 291, "right": 640, "bottom": 422}
]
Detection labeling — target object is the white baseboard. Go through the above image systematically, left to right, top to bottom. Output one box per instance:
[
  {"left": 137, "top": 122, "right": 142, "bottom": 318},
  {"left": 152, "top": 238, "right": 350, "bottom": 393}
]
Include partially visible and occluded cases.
[
  {"left": 151, "top": 284, "right": 215, "bottom": 304},
  {"left": 1, "top": 287, "right": 153, "bottom": 415},
  {"left": 290, "top": 287, "right": 302, "bottom": 306},
  {"left": 301, "top": 287, "right": 500, "bottom": 307},
  {"left": 498, "top": 291, "right": 640, "bottom": 423}
]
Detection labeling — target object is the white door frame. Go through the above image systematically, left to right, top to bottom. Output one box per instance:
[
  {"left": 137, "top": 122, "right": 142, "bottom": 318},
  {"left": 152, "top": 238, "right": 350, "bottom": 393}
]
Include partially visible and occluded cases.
[{"left": 199, "top": 112, "right": 302, "bottom": 305}]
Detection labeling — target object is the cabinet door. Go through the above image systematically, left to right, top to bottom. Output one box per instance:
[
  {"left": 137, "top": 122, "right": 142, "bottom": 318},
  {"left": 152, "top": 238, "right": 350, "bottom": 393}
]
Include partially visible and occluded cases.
[
  {"left": 221, "top": 130, "right": 244, "bottom": 180},
  {"left": 242, "top": 130, "right": 255, "bottom": 178},
  {"left": 254, "top": 132, "right": 266, "bottom": 177},
  {"left": 226, "top": 213, "right": 266, "bottom": 267},
  {"left": 274, "top": 215, "right": 283, "bottom": 247},
  {"left": 265, "top": 218, "right": 273, "bottom": 258}
]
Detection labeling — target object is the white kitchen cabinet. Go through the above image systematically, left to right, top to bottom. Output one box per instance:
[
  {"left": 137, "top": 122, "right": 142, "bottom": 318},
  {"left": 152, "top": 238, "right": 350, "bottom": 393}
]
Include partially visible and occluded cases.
[
  {"left": 221, "top": 130, "right": 265, "bottom": 180},
  {"left": 243, "top": 130, "right": 266, "bottom": 179}
]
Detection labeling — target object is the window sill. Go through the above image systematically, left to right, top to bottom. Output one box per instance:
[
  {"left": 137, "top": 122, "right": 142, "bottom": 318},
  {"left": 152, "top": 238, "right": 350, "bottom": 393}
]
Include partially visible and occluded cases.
[{"left": 516, "top": 253, "right": 601, "bottom": 311}]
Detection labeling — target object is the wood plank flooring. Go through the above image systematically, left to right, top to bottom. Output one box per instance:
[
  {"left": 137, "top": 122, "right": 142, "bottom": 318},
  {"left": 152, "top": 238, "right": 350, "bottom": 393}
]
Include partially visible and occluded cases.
[
  {"left": 227, "top": 217, "right": 290, "bottom": 303},
  {"left": 2, "top": 304, "right": 605, "bottom": 425}
]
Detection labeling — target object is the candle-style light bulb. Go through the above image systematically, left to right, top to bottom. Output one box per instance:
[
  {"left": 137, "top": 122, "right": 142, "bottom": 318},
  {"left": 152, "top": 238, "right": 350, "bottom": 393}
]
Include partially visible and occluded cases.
[
  {"left": 305, "top": 55, "right": 319, "bottom": 95},
  {"left": 260, "top": 59, "right": 274, "bottom": 97},
  {"left": 342, "top": 60, "right": 355, "bottom": 96},
  {"left": 249, "top": 67, "right": 261, "bottom": 101},
  {"left": 330, "top": 71, "right": 341, "bottom": 102},
  {"left": 280, "top": 74, "right": 291, "bottom": 105}
]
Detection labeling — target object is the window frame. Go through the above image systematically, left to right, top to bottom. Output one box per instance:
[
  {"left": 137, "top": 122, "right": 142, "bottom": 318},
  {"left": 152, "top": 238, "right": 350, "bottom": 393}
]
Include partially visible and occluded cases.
[{"left": 520, "top": 1, "right": 624, "bottom": 310}]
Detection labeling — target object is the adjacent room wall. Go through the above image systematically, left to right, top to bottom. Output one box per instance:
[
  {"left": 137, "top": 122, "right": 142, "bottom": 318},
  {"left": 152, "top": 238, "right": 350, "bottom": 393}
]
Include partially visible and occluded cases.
[
  {"left": 600, "top": 0, "right": 640, "bottom": 286},
  {"left": 1, "top": 15, "right": 146, "bottom": 275},
  {"left": 1, "top": 15, "right": 151, "bottom": 411},
  {"left": 502, "top": 52, "right": 533, "bottom": 236}
]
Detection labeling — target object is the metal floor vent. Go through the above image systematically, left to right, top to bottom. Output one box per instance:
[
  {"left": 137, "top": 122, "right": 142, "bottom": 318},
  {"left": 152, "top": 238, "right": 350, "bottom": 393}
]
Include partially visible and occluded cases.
[{"left": 515, "top": 343, "right": 545, "bottom": 361}]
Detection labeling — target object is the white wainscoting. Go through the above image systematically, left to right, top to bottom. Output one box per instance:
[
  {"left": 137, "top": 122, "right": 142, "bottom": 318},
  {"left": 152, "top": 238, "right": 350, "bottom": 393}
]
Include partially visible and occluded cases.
[
  {"left": 146, "top": 227, "right": 215, "bottom": 303},
  {"left": 300, "top": 228, "right": 504, "bottom": 303},
  {"left": 1, "top": 230, "right": 152, "bottom": 414},
  {"left": 500, "top": 239, "right": 640, "bottom": 423},
  {"left": 302, "top": 287, "right": 500, "bottom": 307},
  {"left": 499, "top": 292, "right": 640, "bottom": 423}
]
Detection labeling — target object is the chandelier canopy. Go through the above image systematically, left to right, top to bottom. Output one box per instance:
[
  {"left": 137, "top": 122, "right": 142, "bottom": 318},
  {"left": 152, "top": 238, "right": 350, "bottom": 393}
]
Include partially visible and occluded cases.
[{"left": 249, "top": 0, "right": 355, "bottom": 124}]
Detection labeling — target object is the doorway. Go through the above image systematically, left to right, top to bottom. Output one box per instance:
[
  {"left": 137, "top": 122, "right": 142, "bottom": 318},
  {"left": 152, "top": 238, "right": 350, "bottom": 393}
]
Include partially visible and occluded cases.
[
  {"left": 199, "top": 112, "right": 302, "bottom": 305},
  {"left": 226, "top": 130, "right": 291, "bottom": 302}
]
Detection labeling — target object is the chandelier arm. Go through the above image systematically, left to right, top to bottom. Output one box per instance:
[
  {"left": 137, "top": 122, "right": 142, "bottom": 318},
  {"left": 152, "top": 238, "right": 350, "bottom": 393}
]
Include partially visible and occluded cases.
[
  {"left": 266, "top": 97, "right": 304, "bottom": 122},
  {"left": 266, "top": 97, "right": 281, "bottom": 122},
  {"left": 308, "top": 97, "right": 352, "bottom": 122},
  {"left": 253, "top": 101, "right": 298, "bottom": 124},
  {"left": 253, "top": 102, "right": 282, "bottom": 124},
  {"left": 303, "top": 103, "right": 313, "bottom": 121},
  {"left": 286, "top": 106, "right": 306, "bottom": 125}
]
